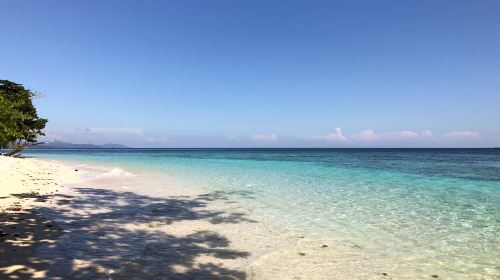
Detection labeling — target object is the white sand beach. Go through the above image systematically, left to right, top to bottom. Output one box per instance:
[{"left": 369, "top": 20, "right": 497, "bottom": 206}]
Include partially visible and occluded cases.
[{"left": 0, "top": 157, "right": 78, "bottom": 212}]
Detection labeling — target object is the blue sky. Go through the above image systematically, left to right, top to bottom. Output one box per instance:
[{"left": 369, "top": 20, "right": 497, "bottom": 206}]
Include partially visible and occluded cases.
[{"left": 1, "top": 0, "right": 499, "bottom": 147}]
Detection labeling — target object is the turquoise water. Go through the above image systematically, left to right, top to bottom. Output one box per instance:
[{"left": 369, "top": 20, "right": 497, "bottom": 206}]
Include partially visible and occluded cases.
[{"left": 26, "top": 148, "right": 500, "bottom": 277}]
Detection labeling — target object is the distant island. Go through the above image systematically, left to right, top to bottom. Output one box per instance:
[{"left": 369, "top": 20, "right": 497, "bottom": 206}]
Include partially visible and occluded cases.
[{"left": 31, "top": 140, "right": 129, "bottom": 149}]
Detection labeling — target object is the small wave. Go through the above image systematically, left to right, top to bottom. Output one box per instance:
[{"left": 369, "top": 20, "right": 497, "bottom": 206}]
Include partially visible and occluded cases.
[{"left": 93, "top": 167, "right": 135, "bottom": 179}]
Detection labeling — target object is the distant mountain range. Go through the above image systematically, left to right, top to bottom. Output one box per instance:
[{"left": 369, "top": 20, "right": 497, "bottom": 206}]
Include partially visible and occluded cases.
[{"left": 31, "top": 140, "right": 129, "bottom": 149}]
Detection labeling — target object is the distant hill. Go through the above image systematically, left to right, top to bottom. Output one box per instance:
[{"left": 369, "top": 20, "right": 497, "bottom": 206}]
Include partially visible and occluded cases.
[{"left": 31, "top": 140, "right": 129, "bottom": 149}]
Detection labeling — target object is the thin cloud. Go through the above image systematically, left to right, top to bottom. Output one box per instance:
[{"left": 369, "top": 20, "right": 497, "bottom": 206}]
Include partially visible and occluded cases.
[
  {"left": 41, "top": 127, "right": 172, "bottom": 147},
  {"left": 82, "top": 127, "right": 144, "bottom": 136},
  {"left": 306, "top": 128, "right": 351, "bottom": 142},
  {"left": 353, "top": 129, "right": 480, "bottom": 143},
  {"left": 355, "top": 129, "right": 419, "bottom": 141},
  {"left": 357, "top": 129, "right": 378, "bottom": 141},
  {"left": 421, "top": 130, "right": 434, "bottom": 138},
  {"left": 441, "top": 130, "right": 480, "bottom": 140},
  {"left": 250, "top": 133, "right": 278, "bottom": 142},
  {"left": 145, "top": 135, "right": 173, "bottom": 144}
]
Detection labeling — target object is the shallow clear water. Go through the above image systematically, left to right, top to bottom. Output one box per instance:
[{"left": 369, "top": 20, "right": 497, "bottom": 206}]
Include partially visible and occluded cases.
[{"left": 25, "top": 148, "right": 500, "bottom": 278}]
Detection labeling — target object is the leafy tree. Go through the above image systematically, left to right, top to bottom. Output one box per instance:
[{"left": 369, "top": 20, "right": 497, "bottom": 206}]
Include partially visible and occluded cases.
[{"left": 0, "top": 80, "right": 47, "bottom": 156}]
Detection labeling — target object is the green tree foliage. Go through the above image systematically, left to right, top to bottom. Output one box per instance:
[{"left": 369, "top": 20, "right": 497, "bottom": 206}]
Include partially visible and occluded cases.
[{"left": 0, "top": 80, "right": 47, "bottom": 156}]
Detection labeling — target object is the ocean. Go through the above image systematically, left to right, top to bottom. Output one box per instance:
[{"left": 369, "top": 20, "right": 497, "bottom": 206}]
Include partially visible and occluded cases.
[{"left": 26, "top": 148, "right": 500, "bottom": 278}]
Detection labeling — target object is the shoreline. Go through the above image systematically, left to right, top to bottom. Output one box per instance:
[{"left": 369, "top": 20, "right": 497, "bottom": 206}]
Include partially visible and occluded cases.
[
  {"left": 2, "top": 156, "right": 484, "bottom": 279},
  {"left": 1, "top": 157, "right": 299, "bottom": 279}
]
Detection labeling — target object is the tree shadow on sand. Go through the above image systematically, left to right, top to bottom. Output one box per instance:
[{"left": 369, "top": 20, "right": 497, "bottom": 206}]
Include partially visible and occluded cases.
[{"left": 0, "top": 187, "right": 255, "bottom": 279}]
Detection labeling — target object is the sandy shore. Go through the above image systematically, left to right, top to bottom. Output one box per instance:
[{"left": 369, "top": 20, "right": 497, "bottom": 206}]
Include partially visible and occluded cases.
[
  {"left": 0, "top": 156, "right": 79, "bottom": 278},
  {"left": 0, "top": 156, "right": 79, "bottom": 212},
  {"left": 1, "top": 156, "right": 396, "bottom": 280}
]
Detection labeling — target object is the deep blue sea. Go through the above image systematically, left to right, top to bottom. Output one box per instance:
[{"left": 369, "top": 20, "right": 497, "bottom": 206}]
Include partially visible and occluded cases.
[{"left": 26, "top": 148, "right": 500, "bottom": 278}]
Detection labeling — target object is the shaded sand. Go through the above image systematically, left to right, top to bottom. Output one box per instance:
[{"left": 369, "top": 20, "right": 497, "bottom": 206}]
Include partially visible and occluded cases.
[
  {"left": 0, "top": 156, "right": 79, "bottom": 279},
  {"left": 1, "top": 157, "right": 417, "bottom": 279},
  {"left": 0, "top": 210, "right": 64, "bottom": 279}
]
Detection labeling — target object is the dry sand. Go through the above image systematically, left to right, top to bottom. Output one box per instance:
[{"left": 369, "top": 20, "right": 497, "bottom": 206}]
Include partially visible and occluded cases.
[{"left": 0, "top": 156, "right": 78, "bottom": 212}]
